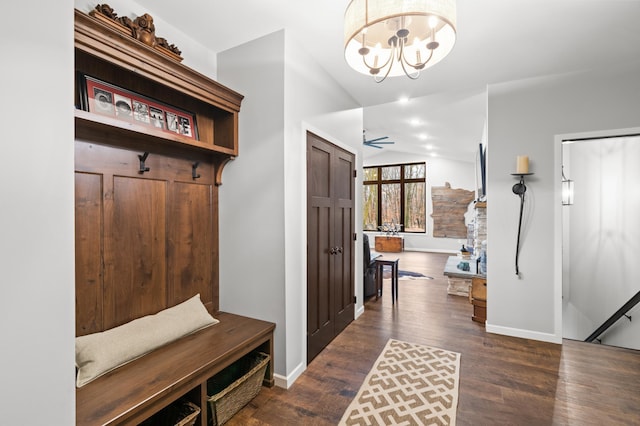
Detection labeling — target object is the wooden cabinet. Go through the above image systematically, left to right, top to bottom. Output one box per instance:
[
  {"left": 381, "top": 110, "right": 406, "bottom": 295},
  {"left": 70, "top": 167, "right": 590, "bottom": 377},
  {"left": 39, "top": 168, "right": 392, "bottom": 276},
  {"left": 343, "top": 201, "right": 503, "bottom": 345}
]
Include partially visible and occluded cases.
[
  {"left": 72, "top": 8, "right": 269, "bottom": 426},
  {"left": 74, "top": 8, "right": 242, "bottom": 333},
  {"left": 74, "top": 9, "right": 242, "bottom": 160},
  {"left": 375, "top": 236, "right": 404, "bottom": 252},
  {"left": 471, "top": 277, "right": 487, "bottom": 324}
]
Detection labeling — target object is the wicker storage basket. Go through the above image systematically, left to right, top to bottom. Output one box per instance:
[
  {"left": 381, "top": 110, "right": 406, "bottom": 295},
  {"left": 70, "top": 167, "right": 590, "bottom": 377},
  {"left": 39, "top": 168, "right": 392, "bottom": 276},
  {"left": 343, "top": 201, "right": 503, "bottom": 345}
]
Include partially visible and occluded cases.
[
  {"left": 207, "top": 352, "right": 270, "bottom": 426},
  {"left": 139, "top": 399, "right": 200, "bottom": 426}
]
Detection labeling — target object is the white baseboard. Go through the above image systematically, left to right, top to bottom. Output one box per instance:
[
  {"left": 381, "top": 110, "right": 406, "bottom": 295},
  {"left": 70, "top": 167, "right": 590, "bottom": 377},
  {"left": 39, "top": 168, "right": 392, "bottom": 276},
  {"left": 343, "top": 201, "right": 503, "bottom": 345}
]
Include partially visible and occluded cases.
[
  {"left": 408, "top": 248, "right": 458, "bottom": 254},
  {"left": 355, "top": 305, "right": 365, "bottom": 319},
  {"left": 486, "top": 323, "right": 562, "bottom": 344},
  {"left": 274, "top": 361, "right": 306, "bottom": 389}
]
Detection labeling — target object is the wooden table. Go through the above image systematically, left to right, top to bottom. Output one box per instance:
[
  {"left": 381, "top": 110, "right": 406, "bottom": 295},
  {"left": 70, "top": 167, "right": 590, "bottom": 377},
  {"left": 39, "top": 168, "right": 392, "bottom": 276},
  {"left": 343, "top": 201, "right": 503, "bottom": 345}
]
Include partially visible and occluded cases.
[{"left": 375, "top": 257, "right": 399, "bottom": 304}]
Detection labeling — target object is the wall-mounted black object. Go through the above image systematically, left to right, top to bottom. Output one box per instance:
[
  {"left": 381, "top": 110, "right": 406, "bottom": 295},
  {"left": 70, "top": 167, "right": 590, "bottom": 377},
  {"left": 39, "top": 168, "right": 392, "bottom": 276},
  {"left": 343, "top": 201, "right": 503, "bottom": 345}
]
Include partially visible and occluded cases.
[
  {"left": 478, "top": 143, "right": 486, "bottom": 199},
  {"left": 138, "top": 152, "right": 150, "bottom": 174},
  {"left": 192, "top": 161, "right": 201, "bottom": 180},
  {"left": 512, "top": 172, "right": 533, "bottom": 275}
]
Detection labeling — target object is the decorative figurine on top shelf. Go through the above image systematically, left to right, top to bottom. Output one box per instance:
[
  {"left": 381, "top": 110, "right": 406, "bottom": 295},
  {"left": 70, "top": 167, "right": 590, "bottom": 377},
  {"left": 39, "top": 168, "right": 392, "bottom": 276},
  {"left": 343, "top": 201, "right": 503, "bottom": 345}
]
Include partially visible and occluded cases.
[{"left": 89, "top": 4, "right": 183, "bottom": 62}]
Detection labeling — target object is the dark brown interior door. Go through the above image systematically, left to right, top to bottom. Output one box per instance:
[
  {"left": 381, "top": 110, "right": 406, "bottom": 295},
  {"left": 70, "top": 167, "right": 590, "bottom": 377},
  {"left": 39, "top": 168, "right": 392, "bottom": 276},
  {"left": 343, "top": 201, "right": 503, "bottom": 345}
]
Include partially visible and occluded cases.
[{"left": 307, "top": 132, "right": 355, "bottom": 364}]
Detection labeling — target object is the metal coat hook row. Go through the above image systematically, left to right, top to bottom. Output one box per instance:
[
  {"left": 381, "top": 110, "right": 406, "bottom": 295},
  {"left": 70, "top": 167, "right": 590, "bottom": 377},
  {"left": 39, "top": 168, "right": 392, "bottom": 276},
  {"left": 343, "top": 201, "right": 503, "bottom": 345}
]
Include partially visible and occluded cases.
[
  {"left": 138, "top": 152, "right": 150, "bottom": 174},
  {"left": 192, "top": 161, "right": 201, "bottom": 180}
]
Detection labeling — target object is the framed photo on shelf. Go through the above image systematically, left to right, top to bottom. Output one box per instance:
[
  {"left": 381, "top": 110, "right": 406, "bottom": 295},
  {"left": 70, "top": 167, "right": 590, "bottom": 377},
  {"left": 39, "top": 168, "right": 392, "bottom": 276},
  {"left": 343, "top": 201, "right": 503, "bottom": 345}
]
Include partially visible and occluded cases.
[{"left": 77, "top": 73, "right": 198, "bottom": 141}]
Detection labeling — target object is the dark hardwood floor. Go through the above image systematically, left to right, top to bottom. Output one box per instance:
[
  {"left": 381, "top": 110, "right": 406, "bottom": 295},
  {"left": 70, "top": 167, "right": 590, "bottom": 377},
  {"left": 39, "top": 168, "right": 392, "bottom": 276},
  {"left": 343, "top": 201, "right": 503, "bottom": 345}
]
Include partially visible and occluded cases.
[{"left": 227, "top": 251, "right": 640, "bottom": 425}]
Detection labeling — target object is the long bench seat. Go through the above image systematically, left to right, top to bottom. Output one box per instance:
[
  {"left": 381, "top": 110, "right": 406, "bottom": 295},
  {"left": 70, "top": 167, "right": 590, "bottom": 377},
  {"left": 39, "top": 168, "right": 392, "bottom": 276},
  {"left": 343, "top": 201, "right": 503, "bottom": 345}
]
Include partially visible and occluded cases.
[{"left": 76, "top": 311, "right": 275, "bottom": 426}]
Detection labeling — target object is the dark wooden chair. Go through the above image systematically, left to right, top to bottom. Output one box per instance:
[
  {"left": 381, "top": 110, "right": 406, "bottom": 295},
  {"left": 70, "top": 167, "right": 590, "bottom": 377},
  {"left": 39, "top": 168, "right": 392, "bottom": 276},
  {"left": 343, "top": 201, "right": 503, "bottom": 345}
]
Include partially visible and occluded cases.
[{"left": 363, "top": 234, "right": 377, "bottom": 298}]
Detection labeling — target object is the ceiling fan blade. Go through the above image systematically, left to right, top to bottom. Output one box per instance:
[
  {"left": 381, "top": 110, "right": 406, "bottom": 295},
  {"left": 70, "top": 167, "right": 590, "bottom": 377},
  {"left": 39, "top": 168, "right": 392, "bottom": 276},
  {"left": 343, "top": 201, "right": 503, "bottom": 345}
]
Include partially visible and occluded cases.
[
  {"left": 365, "top": 136, "right": 389, "bottom": 143},
  {"left": 368, "top": 141, "right": 394, "bottom": 144},
  {"left": 364, "top": 142, "right": 384, "bottom": 149}
]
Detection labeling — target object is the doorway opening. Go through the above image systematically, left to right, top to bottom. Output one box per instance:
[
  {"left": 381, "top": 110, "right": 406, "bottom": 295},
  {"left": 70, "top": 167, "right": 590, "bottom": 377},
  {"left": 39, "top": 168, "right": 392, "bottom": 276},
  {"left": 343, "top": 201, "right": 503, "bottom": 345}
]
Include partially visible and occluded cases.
[{"left": 561, "top": 131, "right": 640, "bottom": 350}]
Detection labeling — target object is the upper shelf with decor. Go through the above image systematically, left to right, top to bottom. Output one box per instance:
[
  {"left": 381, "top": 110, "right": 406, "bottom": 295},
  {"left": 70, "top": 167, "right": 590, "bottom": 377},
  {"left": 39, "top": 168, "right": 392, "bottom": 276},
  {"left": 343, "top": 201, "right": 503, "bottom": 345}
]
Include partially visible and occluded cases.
[{"left": 74, "top": 6, "right": 243, "bottom": 156}]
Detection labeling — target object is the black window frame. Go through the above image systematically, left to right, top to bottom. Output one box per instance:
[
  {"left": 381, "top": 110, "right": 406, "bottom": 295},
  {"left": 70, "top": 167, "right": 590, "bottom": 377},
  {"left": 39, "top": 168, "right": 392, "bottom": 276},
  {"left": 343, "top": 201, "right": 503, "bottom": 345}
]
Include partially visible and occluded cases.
[{"left": 363, "top": 162, "right": 426, "bottom": 234}]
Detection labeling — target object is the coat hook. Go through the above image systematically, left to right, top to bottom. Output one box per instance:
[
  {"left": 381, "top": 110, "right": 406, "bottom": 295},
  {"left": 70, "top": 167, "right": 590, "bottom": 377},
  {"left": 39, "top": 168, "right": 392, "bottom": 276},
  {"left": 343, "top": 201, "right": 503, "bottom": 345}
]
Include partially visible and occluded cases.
[
  {"left": 138, "top": 152, "right": 150, "bottom": 174},
  {"left": 192, "top": 161, "right": 201, "bottom": 180}
]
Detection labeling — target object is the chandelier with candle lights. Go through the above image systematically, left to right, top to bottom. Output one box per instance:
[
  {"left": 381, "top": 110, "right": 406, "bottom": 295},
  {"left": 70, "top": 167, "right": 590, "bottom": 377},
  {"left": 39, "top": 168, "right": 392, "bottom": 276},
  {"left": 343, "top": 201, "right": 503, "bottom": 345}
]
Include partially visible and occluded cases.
[{"left": 344, "top": 0, "right": 457, "bottom": 82}]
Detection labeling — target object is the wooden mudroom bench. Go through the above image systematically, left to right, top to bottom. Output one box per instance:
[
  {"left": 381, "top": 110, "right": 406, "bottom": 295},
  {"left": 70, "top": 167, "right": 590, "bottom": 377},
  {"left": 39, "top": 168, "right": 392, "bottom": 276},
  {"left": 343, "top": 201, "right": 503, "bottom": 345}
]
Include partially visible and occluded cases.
[
  {"left": 73, "top": 6, "right": 272, "bottom": 425},
  {"left": 76, "top": 312, "right": 274, "bottom": 425}
]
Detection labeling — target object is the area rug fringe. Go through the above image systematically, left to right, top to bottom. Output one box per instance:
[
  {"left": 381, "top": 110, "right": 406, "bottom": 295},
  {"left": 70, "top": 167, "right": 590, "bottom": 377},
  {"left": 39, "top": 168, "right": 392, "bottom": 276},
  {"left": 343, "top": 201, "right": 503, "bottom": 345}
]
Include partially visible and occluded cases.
[{"left": 339, "top": 339, "right": 460, "bottom": 426}]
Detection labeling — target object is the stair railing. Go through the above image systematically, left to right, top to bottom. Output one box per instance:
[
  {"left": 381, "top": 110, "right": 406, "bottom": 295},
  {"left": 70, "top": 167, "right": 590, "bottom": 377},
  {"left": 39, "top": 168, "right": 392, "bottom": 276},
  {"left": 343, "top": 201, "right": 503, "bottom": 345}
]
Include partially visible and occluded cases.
[{"left": 585, "top": 290, "right": 640, "bottom": 343}]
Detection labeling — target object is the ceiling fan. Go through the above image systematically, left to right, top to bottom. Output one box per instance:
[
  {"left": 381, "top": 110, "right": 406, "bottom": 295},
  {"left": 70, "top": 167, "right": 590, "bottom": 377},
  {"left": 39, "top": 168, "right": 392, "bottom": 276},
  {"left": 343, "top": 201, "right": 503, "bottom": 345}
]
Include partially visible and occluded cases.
[{"left": 363, "top": 130, "right": 395, "bottom": 149}]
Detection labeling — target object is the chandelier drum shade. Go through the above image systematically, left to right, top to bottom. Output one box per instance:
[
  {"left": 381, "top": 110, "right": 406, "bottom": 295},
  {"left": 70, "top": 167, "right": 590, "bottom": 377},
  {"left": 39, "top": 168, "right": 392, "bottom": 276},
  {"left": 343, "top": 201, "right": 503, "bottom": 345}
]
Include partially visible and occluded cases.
[{"left": 344, "top": 0, "right": 457, "bottom": 82}]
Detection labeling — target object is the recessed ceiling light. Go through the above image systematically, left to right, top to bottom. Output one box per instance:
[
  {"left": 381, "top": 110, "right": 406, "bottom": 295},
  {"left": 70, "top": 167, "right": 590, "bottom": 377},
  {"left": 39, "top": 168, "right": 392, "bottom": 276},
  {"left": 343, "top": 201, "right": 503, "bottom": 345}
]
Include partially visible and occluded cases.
[
  {"left": 398, "top": 96, "right": 409, "bottom": 104},
  {"left": 410, "top": 118, "right": 421, "bottom": 126},
  {"left": 418, "top": 134, "right": 428, "bottom": 141},
  {"left": 424, "top": 144, "right": 434, "bottom": 150},
  {"left": 430, "top": 152, "right": 438, "bottom": 157}
]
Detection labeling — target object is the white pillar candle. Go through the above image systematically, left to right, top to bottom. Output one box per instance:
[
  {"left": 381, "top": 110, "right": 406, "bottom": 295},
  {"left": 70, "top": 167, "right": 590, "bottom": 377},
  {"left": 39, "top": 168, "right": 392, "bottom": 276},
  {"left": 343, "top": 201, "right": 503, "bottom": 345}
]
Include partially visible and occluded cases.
[{"left": 516, "top": 155, "right": 529, "bottom": 174}]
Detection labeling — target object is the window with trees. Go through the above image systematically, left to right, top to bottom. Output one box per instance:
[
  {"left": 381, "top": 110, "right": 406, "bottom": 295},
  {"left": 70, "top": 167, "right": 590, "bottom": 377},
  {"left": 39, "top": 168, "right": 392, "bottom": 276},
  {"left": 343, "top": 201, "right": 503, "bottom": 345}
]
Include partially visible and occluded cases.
[{"left": 363, "top": 162, "right": 426, "bottom": 233}]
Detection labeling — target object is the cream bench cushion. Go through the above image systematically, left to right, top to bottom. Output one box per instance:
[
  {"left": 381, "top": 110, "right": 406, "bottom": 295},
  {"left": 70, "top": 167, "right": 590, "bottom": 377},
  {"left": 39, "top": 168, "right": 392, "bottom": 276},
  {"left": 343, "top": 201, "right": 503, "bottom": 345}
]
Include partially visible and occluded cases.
[{"left": 75, "top": 294, "right": 218, "bottom": 387}]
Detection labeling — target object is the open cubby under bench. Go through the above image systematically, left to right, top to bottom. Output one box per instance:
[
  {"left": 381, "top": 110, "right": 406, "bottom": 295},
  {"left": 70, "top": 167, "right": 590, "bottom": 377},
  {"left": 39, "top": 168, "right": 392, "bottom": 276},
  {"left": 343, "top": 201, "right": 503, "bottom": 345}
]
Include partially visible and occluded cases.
[{"left": 76, "top": 312, "right": 275, "bottom": 426}]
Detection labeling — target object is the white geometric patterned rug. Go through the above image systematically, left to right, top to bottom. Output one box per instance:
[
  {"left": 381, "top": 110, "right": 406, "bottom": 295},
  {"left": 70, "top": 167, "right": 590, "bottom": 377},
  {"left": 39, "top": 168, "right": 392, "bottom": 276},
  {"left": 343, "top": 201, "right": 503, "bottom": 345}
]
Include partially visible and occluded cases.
[{"left": 339, "top": 339, "right": 461, "bottom": 425}]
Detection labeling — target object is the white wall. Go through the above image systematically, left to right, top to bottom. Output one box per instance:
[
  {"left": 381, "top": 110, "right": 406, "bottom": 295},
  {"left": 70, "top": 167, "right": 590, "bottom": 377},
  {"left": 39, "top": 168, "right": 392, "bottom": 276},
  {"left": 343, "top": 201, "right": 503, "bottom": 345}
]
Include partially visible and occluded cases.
[
  {"left": 0, "top": 2, "right": 75, "bottom": 423},
  {"left": 283, "top": 28, "right": 362, "bottom": 377},
  {"left": 217, "top": 29, "right": 287, "bottom": 380},
  {"left": 217, "top": 30, "right": 361, "bottom": 387},
  {"left": 486, "top": 62, "right": 640, "bottom": 343},
  {"left": 563, "top": 136, "right": 640, "bottom": 350},
  {"left": 364, "top": 151, "right": 477, "bottom": 253}
]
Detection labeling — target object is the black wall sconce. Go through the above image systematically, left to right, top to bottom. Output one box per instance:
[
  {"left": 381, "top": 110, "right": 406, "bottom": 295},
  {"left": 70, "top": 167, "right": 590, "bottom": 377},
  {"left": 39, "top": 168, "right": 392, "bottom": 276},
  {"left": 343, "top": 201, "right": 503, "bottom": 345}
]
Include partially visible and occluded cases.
[{"left": 512, "top": 155, "right": 533, "bottom": 276}]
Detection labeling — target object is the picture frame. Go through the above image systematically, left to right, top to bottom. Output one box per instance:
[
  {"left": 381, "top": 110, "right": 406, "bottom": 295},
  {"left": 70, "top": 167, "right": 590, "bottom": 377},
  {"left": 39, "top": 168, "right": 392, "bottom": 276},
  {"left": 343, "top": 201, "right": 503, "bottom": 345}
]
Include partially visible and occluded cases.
[{"left": 77, "top": 73, "right": 198, "bottom": 140}]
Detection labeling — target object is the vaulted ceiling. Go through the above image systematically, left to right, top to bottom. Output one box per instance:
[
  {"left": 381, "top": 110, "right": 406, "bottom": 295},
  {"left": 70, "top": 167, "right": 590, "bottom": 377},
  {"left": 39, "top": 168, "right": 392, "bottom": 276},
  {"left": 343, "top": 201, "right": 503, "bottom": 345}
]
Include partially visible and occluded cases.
[{"left": 135, "top": 0, "right": 640, "bottom": 161}]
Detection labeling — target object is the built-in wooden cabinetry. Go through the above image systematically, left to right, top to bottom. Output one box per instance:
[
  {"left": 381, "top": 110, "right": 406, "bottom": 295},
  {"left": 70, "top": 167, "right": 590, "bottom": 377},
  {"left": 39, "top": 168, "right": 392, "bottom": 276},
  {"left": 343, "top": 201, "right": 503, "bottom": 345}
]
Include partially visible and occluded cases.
[
  {"left": 74, "top": 8, "right": 243, "bottom": 332},
  {"left": 74, "top": 9, "right": 274, "bottom": 425},
  {"left": 75, "top": 10, "right": 241, "bottom": 159},
  {"left": 471, "top": 277, "right": 487, "bottom": 323}
]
